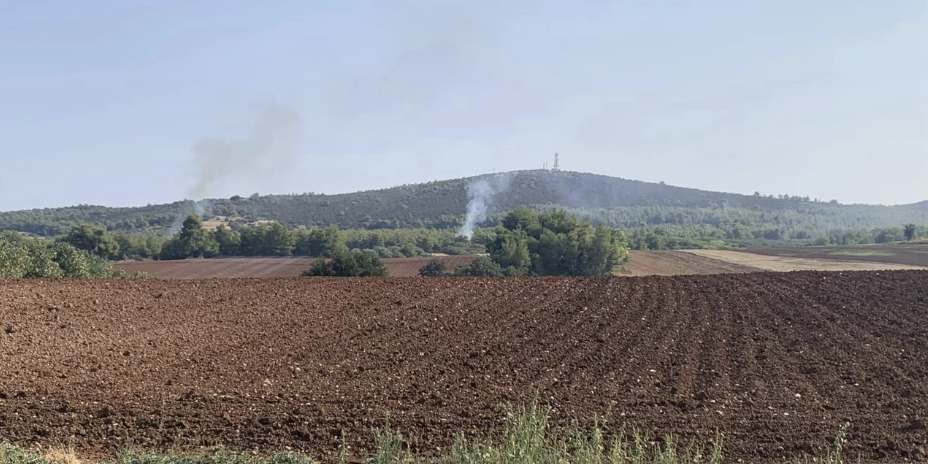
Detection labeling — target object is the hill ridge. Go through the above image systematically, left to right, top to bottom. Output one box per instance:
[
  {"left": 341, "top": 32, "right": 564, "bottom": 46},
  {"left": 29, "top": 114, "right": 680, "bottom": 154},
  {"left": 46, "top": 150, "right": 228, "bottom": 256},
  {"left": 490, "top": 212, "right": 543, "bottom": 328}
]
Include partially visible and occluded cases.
[{"left": 1, "top": 170, "right": 925, "bottom": 238}]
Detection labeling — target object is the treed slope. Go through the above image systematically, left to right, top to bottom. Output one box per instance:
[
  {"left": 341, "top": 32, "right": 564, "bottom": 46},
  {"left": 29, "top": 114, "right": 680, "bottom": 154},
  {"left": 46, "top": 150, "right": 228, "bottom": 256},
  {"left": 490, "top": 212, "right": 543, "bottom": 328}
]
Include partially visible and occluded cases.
[
  {"left": 1, "top": 170, "right": 925, "bottom": 236},
  {"left": 902, "top": 200, "right": 928, "bottom": 213}
]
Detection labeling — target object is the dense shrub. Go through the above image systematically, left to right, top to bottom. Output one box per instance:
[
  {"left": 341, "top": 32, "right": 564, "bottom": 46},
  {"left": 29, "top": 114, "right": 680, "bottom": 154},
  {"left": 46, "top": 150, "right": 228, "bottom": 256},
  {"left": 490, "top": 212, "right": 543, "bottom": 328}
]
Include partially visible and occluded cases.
[
  {"left": 485, "top": 209, "right": 629, "bottom": 276},
  {"left": 0, "top": 236, "right": 133, "bottom": 279},
  {"left": 302, "top": 250, "right": 389, "bottom": 277},
  {"left": 453, "top": 256, "right": 504, "bottom": 277},
  {"left": 418, "top": 259, "right": 447, "bottom": 277}
]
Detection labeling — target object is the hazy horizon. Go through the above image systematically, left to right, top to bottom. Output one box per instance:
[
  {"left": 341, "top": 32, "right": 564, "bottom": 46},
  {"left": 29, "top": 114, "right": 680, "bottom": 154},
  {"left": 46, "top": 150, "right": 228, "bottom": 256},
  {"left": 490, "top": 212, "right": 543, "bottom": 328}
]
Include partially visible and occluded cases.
[
  {"left": 2, "top": 1, "right": 925, "bottom": 211},
  {"left": 1, "top": 167, "right": 925, "bottom": 212}
]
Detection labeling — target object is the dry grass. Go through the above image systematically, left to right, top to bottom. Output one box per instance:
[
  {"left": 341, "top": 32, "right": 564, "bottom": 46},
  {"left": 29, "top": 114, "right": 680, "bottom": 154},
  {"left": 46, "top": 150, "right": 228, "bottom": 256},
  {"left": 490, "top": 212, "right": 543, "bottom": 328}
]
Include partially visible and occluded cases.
[{"left": 41, "top": 448, "right": 84, "bottom": 464}]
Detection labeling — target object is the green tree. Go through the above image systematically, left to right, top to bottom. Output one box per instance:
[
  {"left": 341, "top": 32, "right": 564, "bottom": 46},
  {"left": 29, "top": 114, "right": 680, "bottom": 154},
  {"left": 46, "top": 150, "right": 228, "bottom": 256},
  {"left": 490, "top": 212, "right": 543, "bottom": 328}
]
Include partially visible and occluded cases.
[
  {"left": 486, "top": 209, "right": 629, "bottom": 276},
  {"left": 177, "top": 214, "right": 219, "bottom": 258},
  {"left": 264, "top": 222, "right": 295, "bottom": 256},
  {"left": 904, "top": 223, "right": 918, "bottom": 241},
  {"left": 65, "top": 224, "right": 120, "bottom": 258},
  {"left": 238, "top": 224, "right": 266, "bottom": 256},
  {"left": 323, "top": 224, "right": 348, "bottom": 257},
  {"left": 212, "top": 225, "right": 241, "bottom": 256},
  {"left": 294, "top": 227, "right": 326, "bottom": 256},
  {"left": 489, "top": 227, "right": 532, "bottom": 274},
  {"left": 0, "top": 230, "right": 26, "bottom": 245},
  {"left": 0, "top": 236, "right": 30, "bottom": 278},
  {"left": 23, "top": 240, "right": 63, "bottom": 278},
  {"left": 52, "top": 242, "right": 92, "bottom": 278},
  {"left": 353, "top": 250, "right": 389, "bottom": 276},
  {"left": 418, "top": 259, "right": 447, "bottom": 277}
]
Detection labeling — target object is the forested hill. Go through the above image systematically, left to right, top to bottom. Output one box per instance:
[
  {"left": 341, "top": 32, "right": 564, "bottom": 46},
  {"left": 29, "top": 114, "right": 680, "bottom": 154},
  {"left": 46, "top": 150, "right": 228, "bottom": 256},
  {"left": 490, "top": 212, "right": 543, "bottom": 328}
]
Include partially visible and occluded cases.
[
  {"left": 1, "top": 170, "right": 926, "bottom": 238},
  {"left": 901, "top": 201, "right": 928, "bottom": 213}
]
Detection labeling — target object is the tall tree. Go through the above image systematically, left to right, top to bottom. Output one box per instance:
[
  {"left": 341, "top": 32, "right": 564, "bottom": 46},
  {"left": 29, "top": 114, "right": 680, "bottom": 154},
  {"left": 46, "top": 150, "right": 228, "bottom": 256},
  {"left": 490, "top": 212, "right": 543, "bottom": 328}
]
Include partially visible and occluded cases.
[
  {"left": 177, "top": 214, "right": 219, "bottom": 258},
  {"left": 264, "top": 222, "right": 295, "bottom": 256},
  {"left": 212, "top": 224, "right": 241, "bottom": 256},
  {"left": 64, "top": 225, "right": 120, "bottom": 259}
]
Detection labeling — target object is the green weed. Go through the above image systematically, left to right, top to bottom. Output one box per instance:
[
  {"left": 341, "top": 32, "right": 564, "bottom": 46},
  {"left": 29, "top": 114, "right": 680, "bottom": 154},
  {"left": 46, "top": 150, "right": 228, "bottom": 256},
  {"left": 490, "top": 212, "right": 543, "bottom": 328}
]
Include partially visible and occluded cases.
[{"left": 0, "top": 405, "right": 855, "bottom": 464}]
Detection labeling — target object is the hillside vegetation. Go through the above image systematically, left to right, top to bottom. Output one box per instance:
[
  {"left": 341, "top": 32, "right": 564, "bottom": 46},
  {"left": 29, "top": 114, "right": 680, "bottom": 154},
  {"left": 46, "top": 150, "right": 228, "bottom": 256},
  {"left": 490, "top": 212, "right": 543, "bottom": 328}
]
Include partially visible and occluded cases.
[{"left": 1, "top": 170, "right": 926, "bottom": 248}]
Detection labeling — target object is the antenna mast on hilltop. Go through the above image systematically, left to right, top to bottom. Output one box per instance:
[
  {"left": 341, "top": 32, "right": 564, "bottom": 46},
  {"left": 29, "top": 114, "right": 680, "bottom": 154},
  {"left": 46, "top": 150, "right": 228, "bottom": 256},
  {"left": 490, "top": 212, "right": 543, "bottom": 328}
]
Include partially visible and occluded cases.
[{"left": 553, "top": 153, "right": 560, "bottom": 171}]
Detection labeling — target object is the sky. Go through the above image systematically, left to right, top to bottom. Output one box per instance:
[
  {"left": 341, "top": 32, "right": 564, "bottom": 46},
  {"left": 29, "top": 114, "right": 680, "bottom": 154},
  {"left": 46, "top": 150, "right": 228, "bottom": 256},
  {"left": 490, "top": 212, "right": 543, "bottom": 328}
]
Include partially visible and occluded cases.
[{"left": 0, "top": 0, "right": 926, "bottom": 211}]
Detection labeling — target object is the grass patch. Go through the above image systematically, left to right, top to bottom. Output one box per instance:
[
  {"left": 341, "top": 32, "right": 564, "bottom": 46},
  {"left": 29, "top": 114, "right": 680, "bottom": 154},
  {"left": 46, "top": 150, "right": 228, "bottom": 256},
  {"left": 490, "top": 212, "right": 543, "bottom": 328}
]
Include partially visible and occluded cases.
[
  {"left": 828, "top": 250, "right": 895, "bottom": 257},
  {"left": 1, "top": 404, "right": 853, "bottom": 464}
]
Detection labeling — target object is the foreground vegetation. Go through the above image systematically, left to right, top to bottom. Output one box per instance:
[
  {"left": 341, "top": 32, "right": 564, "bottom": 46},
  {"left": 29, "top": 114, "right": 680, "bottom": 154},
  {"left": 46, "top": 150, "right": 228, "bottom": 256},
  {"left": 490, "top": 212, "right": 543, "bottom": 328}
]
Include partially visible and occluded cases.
[
  {"left": 0, "top": 234, "right": 143, "bottom": 279},
  {"left": 0, "top": 404, "right": 852, "bottom": 464}
]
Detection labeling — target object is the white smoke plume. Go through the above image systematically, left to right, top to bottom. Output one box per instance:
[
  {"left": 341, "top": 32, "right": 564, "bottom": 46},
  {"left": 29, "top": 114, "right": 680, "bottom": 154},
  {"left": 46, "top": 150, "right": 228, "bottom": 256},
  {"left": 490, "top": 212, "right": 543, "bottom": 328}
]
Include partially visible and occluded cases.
[
  {"left": 457, "top": 173, "right": 512, "bottom": 239},
  {"left": 168, "top": 199, "right": 211, "bottom": 237}
]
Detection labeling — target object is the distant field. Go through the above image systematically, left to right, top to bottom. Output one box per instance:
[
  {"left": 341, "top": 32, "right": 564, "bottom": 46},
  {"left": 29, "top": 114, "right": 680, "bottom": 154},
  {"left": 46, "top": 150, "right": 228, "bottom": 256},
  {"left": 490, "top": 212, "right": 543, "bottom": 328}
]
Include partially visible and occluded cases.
[
  {"left": 744, "top": 243, "right": 928, "bottom": 268},
  {"left": 116, "top": 248, "right": 927, "bottom": 279},
  {"left": 688, "top": 249, "right": 927, "bottom": 272},
  {"left": 829, "top": 250, "right": 895, "bottom": 257},
  {"left": 117, "top": 252, "right": 754, "bottom": 279},
  {"left": 116, "top": 255, "right": 478, "bottom": 278}
]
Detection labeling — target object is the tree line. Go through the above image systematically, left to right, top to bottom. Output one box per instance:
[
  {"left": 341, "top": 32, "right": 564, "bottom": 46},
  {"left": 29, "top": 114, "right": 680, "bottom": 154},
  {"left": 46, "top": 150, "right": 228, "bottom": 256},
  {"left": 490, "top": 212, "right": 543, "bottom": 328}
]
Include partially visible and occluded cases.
[
  {"left": 44, "top": 211, "right": 928, "bottom": 265},
  {"left": 59, "top": 217, "right": 487, "bottom": 261}
]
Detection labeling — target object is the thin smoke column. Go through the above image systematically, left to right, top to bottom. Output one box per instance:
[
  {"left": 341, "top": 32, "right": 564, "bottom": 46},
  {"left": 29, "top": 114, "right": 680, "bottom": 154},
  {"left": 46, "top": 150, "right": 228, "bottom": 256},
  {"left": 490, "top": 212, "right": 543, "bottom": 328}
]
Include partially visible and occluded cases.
[
  {"left": 168, "top": 103, "right": 302, "bottom": 236},
  {"left": 187, "top": 103, "right": 302, "bottom": 201},
  {"left": 458, "top": 174, "right": 512, "bottom": 239}
]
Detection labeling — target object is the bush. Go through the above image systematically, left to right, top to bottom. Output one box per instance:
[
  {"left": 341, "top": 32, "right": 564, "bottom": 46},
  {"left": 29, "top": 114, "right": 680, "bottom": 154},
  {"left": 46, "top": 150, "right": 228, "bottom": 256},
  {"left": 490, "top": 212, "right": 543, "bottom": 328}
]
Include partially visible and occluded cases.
[
  {"left": 486, "top": 209, "right": 629, "bottom": 276},
  {"left": 0, "top": 235, "right": 133, "bottom": 279},
  {"left": 302, "top": 250, "right": 389, "bottom": 277},
  {"left": 453, "top": 256, "right": 503, "bottom": 277},
  {"left": 418, "top": 259, "right": 447, "bottom": 277}
]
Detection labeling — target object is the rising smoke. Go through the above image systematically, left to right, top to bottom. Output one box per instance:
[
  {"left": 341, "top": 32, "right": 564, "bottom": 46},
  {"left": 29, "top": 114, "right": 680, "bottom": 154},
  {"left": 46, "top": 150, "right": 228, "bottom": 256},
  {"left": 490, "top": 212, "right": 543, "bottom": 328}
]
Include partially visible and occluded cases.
[
  {"left": 167, "top": 103, "right": 303, "bottom": 236},
  {"left": 186, "top": 103, "right": 302, "bottom": 201},
  {"left": 457, "top": 173, "right": 512, "bottom": 239}
]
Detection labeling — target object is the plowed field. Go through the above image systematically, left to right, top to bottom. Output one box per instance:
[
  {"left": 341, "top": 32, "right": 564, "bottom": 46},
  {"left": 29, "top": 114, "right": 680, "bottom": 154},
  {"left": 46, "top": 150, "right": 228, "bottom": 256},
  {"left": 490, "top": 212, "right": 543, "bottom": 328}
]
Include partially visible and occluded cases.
[
  {"left": 115, "top": 256, "right": 478, "bottom": 278},
  {"left": 2, "top": 273, "right": 927, "bottom": 462}
]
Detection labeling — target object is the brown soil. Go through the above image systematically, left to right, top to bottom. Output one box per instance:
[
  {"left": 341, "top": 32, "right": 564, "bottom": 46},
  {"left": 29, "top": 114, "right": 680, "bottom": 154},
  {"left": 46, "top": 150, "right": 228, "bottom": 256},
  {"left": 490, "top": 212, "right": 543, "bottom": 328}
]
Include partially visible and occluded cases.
[{"left": 1, "top": 273, "right": 927, "bottom": 462}]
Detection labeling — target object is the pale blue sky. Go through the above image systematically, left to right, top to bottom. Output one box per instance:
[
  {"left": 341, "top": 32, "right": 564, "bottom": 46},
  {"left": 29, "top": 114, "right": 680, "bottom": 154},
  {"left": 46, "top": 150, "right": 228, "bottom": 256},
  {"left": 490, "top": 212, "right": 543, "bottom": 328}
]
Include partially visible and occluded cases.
[{"left": 1, "top": 0, "right": 925, "bottom": 211}]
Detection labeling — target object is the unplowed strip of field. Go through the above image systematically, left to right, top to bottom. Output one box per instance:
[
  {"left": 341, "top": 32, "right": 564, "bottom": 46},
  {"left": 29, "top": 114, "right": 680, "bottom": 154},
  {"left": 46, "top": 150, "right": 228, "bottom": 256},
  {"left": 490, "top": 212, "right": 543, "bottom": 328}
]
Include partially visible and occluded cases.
[
  {"left": 685, "top": 249, "right": 928, "bottom": 272},
  {"left": 621, "top": 250, "right": 757, "bottom": 276},
  {"left": 115, "top": 256, "right": 478, "bottom": 278},
  {"left": 2, "top": 273, "right": 927, "bottom": 462}
]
